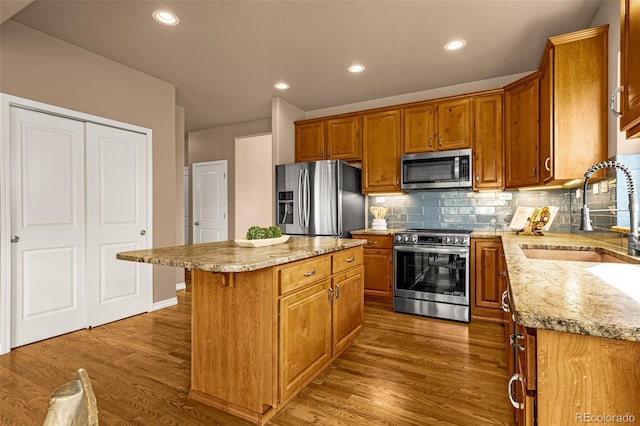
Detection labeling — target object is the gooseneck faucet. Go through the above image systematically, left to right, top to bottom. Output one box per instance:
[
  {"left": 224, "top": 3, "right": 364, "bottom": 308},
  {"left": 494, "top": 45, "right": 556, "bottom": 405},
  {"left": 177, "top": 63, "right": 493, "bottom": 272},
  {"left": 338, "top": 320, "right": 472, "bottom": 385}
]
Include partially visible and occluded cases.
[{"left": 580, "top": 160, "right": 639, "bottom": 256}]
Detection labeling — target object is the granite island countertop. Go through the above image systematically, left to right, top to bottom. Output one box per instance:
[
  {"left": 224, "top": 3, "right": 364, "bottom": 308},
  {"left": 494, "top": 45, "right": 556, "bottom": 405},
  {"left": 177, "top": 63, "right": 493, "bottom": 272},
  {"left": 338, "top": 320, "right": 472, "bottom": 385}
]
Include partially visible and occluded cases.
[
  {"left": 350, "top": 228, "right": 405, "bottom": 236},
  {"left": 473, "top": 231, "right": 640, "bottom": 341},
  {"left": 116, "top": 236, "right": 366, "bottom": 273}
]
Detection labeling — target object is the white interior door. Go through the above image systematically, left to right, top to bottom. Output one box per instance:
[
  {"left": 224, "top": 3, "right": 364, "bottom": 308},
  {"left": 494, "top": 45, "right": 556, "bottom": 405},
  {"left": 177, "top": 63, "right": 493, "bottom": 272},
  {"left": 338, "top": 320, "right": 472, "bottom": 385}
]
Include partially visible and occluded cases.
[
  {"left": 10, "top": 107, "right": 86, "bottom": 347},
  {"left": 85, "top": 123, "right": 149, "bottom": 327},
  {"left": 193, "top": 161, "right": 228, "bottom": 243},
  {"left": 184, "top": 167, "right": 190, "bottom": 245}
]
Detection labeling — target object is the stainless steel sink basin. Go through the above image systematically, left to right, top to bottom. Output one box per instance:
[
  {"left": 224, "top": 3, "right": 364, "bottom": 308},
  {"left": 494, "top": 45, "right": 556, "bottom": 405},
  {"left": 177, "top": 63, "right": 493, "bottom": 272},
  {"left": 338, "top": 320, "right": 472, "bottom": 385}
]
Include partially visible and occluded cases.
[{"left": 519, "top": 246, "right": 638, "bottom": 264}]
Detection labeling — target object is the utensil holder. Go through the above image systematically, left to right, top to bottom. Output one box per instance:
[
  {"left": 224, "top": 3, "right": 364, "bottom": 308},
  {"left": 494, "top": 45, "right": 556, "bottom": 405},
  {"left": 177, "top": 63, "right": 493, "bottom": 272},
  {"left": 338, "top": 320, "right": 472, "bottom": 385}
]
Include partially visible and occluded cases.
[{"left": 372, "top": 218, "right": 387, "bottom": 231}]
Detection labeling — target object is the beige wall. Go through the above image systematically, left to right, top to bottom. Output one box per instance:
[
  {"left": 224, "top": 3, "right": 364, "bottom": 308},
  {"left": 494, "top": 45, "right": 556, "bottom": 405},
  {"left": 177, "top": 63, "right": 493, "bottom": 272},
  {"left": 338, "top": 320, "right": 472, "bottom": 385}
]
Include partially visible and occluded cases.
[
  {"left": 0, "top": 21, "right": 179, "bottom": 303},
  {"left": 188, "top": 118, "right": 271, "bottom": 239}
]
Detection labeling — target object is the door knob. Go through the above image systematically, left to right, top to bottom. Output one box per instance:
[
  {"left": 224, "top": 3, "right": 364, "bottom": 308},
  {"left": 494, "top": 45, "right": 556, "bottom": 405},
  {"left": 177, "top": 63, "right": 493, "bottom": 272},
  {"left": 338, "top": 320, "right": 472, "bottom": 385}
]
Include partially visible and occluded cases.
[
  {"left": 194, "top": 222, "right": 200, "bottom": 226},
  {"left": 140, "top": 230, "right": 146, "bottom": 236},
  {"left": 10, "top": 236, "right": 19, "bottom": 243}
]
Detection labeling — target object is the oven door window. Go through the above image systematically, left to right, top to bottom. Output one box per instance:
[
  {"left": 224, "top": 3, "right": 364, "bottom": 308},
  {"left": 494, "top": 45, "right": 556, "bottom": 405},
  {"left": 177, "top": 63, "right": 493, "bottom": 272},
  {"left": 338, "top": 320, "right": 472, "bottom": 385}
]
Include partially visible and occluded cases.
[{"left": 394, "top": 247, "right": 469, "bottom": 304}]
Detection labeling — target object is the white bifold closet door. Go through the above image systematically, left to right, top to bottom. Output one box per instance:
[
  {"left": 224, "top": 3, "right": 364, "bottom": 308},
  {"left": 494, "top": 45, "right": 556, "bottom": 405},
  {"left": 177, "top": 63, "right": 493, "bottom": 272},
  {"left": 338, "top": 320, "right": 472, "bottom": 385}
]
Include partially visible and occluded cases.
[{"left": 10, "top": 108, "right": 148, "bottom": 348}]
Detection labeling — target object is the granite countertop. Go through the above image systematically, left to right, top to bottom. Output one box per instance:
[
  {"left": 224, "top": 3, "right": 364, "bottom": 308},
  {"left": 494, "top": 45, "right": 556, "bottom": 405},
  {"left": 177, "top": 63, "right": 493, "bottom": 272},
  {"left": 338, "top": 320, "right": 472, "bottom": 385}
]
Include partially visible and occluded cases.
[
  {"left": 350, "top": 228, "right": 405, "bottom": 236},
  {"left": 482, "top": 232, "right": 640, "bottom": 341},
  {"left": 116, "top": 236, "right": 366, "bottom": 273}
]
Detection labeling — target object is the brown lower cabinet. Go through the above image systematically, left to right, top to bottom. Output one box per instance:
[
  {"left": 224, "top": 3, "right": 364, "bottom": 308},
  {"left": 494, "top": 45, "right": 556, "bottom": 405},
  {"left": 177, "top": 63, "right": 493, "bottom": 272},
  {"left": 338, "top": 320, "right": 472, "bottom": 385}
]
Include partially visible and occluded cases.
[
  {"left": 351, "top": 233, "right": 393, "bottom": 297},
  {"left": 471, "top": 237, "right": 507, "bottom": 322},
  {"left": 190, "top": 247, "right": 364, "bottom": 424},
  {"left": 503, "top": 284, "right": 640, "bottom": 425}
]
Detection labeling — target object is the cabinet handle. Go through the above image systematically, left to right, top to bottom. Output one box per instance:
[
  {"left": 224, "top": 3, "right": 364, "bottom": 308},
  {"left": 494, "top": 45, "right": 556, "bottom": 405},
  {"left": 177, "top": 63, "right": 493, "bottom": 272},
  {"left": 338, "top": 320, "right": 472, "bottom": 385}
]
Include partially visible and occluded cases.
[
  {"left": 610, "top": 86, "right": 622, "bottom": 118},
  {"left": 438, "top": 136, "right": 443, "bottom": 147},
  {"left": 429, "top": 137, "right": 433, "bottom": 147},
  {"left": 327, "top": 148, "right": 330, "bottom": 157},
  {"left": 320, "top": 149, "right": 324, "bottom": 158},
  {"left": 544, "top": 156, "right": 551, "bottom": 172},
  {"left": 532, "top": 167, "right": 537, "bottom": 177},
  {"left": 475, "top": 174, "right": 480, "bottom": 183},
  {"left": 367, "top": 240, "right": 378, "bottom": 245},
  {"left": 500, "top": 252, "right": 505, "bottom": 257},
  {"left": 389, "top": 255, "right": 392, "bottom": 263},
  {"left": 346, "top": 256, "right": 356, "bottom": 263},
  {"left": 304, "top": 269, "right": 316, "bottom": 277},
  {"left": 335, "top": 284, "right": 341, "bottom": 299},
  {"left": 328, "top": 287, "right": 334, "bottom": 303},
  {"left": 501, "top": 290, "right": 510, "bottom": 313},
  {"left": 510, "top": 333, "right": 525, "bottom": 351},
  {"left": 508, "top": 373, "right": 524, "bottom": 409}
]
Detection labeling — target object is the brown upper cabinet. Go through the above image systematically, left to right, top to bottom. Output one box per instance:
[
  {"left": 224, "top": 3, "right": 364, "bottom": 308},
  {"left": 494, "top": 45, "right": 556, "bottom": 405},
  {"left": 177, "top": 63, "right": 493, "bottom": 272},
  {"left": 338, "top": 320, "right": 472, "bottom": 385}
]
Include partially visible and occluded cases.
[
  {"left": 620, "top": 0, "right": 640, "bottom": 139},
  {"left": 539, "top": 25, "right": 608, "bottom": 185},
  {"left": 504, "top": 73, "right": 540, "bottom": 188},
  {"left": 472, "top": 92, "right": 504, "bottom": 190},
  {"left": 403, "top": 98, "right": 471, "bottom": 153},
  {"left": 362, "top": 108, "right": 402, "bottom": 193},
  {"left": 294, "top": 114, "right": 361, "bottom": 163}
]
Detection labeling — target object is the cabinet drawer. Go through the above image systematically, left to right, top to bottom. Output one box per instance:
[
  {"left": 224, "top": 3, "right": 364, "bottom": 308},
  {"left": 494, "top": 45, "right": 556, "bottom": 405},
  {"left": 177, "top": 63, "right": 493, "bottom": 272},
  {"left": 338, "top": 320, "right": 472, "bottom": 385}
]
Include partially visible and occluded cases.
[
  {"left": 351, "top": 234, "right": 393, "bottom": 249},
  {"left": 332, "top": 247, "right": 363, "bottom": 274},
  {"left": 279, "top": 256, "right": 331, "bottom": 295}
]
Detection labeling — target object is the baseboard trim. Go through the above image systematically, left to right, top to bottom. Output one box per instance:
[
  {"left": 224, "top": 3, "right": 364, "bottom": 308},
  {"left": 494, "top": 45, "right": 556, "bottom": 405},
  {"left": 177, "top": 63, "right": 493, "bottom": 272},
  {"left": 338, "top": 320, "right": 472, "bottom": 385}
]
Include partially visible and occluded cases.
[
  {"left": 176, "top": 282, "right": 186, "bottom": 291},
  {"left": 151, "top": 297, "right": 178, "bottom": 312}
]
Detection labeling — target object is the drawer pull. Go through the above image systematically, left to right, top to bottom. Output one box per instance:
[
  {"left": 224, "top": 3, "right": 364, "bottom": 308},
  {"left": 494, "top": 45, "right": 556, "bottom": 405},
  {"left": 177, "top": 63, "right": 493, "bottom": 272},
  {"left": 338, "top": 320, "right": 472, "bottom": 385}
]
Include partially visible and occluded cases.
[
  {"left": 367, "top": 241, "right": 379, "bottom": 245},
  {"left": 346, "top": 256, "right": 356, "bottom": 263},
  {"left": 304, "top": 270, "right": 316, "bottom": 277},
  {"left": 335, "top": 284, "right": 341, "bottom": 299},
  {"left": 501, "top": 290, "right": 510, "bottom": 312},
  {"left": 510, "top": 333, "right": 525, "bottom": 351},
  {"left": 508, "top": 373, "right": 524, "bottom": 409}
]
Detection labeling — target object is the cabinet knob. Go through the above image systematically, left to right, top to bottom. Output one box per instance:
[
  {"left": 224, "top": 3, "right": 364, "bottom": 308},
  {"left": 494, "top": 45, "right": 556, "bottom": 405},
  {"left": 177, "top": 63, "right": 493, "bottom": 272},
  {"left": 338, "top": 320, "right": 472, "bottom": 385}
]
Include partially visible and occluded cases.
[{"left": 500, "top": 271, "right": 507, "bottom": 277}]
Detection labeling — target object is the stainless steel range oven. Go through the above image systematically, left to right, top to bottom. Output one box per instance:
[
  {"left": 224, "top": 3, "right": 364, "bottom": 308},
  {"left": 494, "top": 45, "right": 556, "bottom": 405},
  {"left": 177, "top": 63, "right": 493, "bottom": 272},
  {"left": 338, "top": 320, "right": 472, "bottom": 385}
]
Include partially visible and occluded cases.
[{"left": 393, "top": 229, "right": 471, "bottom": 322}]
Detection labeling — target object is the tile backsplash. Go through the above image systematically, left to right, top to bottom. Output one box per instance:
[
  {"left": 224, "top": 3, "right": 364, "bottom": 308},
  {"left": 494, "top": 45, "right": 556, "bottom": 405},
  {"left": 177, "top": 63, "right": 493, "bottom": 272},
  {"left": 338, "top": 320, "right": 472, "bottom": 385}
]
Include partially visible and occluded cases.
[{"left": 368, "top": 189, "right": 572, "bottom": 233}]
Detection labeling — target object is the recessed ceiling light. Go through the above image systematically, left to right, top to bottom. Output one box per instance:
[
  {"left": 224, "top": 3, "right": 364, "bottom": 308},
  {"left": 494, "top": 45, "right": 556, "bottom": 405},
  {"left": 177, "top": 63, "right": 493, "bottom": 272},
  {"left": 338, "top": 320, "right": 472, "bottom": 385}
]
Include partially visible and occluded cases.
[
  {"left": 152, "top": 10, "right": 180, "bottom": 26},
  {"left": 444, "top": 39, "right": 467, "bottom": 51},
  {"left": 348, "top": 64, "right": 366, "bottom": 73},
  {"left": 274, "top": 82, "right": 290, "bottom": 90}
]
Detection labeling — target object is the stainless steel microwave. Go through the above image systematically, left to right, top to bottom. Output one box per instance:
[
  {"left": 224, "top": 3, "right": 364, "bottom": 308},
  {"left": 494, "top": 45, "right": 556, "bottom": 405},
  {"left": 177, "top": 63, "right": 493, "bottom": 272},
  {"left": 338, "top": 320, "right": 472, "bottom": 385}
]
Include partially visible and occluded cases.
[{"left": 401, "top": 149, "right": 473, "bottom": 190}]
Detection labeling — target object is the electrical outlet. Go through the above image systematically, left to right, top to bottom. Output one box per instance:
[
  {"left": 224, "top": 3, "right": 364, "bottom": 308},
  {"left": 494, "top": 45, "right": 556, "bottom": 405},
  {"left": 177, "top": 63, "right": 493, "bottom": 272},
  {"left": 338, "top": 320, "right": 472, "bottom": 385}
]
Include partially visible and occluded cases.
[
  {"left": 592, "top": 183, "right": 599, "bottom": 195},
  {"left": 576, "top": 189, "right": 581, "bottom": 199},
  {"left": 498, "top": 192, "right": 513, "bottom": 200},
  {"left": 375, "top": 196, "right": 386, "bottom": 203}
]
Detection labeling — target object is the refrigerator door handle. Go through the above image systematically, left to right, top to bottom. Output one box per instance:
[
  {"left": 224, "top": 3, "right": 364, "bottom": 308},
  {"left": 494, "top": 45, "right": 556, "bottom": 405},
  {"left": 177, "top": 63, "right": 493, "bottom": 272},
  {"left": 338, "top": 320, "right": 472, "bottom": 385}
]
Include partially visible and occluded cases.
[
  {"left": 304, "top": 168, "right": 310, "bottom": 228},
  {"left": 297, "top": 169, "right": 304, "bottom": 227}
]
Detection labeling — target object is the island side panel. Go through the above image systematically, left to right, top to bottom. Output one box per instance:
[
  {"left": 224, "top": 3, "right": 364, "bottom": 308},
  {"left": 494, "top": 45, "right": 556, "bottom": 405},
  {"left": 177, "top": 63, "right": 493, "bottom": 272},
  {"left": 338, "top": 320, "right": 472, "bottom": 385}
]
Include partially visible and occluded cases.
[{"left": 190, "top": 268, "right": 275, "bottom": 418}]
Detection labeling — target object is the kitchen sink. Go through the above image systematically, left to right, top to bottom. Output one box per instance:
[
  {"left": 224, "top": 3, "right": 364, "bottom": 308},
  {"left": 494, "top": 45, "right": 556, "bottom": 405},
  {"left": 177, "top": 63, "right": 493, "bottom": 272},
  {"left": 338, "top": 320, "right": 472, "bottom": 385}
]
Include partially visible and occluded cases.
[{"left": 519, "top": 246, "right": 639, "bottom": 264}]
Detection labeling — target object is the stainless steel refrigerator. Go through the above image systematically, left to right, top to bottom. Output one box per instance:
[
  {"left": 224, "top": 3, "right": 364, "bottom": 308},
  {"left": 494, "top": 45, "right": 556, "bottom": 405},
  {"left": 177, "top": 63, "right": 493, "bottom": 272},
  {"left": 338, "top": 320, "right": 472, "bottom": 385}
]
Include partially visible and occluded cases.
[{"left": 275, "top": 160, "right": 364, "bottom": 237}]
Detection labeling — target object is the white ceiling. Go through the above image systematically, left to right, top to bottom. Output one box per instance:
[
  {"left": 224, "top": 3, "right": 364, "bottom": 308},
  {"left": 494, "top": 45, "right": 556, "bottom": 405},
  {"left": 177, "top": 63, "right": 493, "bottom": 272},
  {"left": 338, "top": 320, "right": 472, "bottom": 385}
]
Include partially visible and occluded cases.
[{"left": 9, "top": 0, "right": 608, "bottom": 133}]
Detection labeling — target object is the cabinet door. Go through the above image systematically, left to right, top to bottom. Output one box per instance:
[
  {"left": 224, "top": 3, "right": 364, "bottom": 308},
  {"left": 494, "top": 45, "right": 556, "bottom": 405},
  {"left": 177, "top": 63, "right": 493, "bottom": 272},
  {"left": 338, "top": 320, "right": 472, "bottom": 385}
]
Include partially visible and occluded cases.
[
  {"left": 621, "top": 0, "right": 640, "bottom": 137},
  {"left": 539, "top": 48, "right": 553, "bottom": 184},
  {"left": 504, "top": 74, "right": 540, "bottom": 188},
  {"left": 472, "top": 93, "right": 504, "bottom": 190},
  {"left": 438, "top": 98, "right": 471, "bottom": 150},
  {"left": 403, "top": 102, "right": 437, "bottom": 153},
  {"left": 362, "top": 109, "right": 402, "bottom": 193},
  {"left": 326, "top": 115, "right": 361, "bottom": 161},
  {"left": 295, "top": 120, "right": 325, "bottom": 162},
  {"left": 471, "top": 238, "right": 507, "bottom": 322},
  {"left": 362, "top": 249, "right": 393, "bottom": 297},
  {"left": 332, "top": 267, "right": 364, "bottom": 354},
  {"left": 279, "top": 280, "right": 332, "bottom": 402}
]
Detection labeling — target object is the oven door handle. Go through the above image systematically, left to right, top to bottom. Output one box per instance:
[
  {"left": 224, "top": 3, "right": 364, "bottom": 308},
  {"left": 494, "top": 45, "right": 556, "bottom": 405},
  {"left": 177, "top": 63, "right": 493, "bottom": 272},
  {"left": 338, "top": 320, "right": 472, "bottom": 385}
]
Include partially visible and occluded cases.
[{"left": 394, "top": 245, "right": 469, "bottom": 256}]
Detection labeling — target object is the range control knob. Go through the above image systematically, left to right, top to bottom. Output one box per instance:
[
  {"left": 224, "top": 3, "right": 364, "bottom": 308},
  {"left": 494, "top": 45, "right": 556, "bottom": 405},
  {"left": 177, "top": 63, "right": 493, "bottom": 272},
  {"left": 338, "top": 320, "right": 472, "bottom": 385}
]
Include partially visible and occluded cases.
[
  {"left": 395, "top": 234, "right": 403, "bottom": 243},
  {"left": 402, "top": 234, "right": 410, "bottom": 242},
  {"left": 410, "top": 234, "right": 418, "bottom": 244},
  {"left": 457, "top": 237, "right": 465, "bottom": 245}
]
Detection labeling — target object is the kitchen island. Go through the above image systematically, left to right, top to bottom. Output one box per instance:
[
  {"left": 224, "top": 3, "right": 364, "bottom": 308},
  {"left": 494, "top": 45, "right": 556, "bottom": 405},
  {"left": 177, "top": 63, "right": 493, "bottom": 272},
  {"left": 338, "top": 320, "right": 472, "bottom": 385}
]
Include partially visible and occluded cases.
[
  {"left": 473, "top": 231, "right": 640, "bottom": 425},
  {"left": 117, "top": 236, "right": 366, "bottom": 425}
]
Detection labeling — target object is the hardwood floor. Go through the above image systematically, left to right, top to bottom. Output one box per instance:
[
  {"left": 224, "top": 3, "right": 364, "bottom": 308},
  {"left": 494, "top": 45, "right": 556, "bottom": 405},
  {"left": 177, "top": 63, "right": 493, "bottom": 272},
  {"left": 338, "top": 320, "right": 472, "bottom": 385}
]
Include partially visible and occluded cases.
[{"left": 0, "top": 291, "right": 513, "bottom": 425}]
